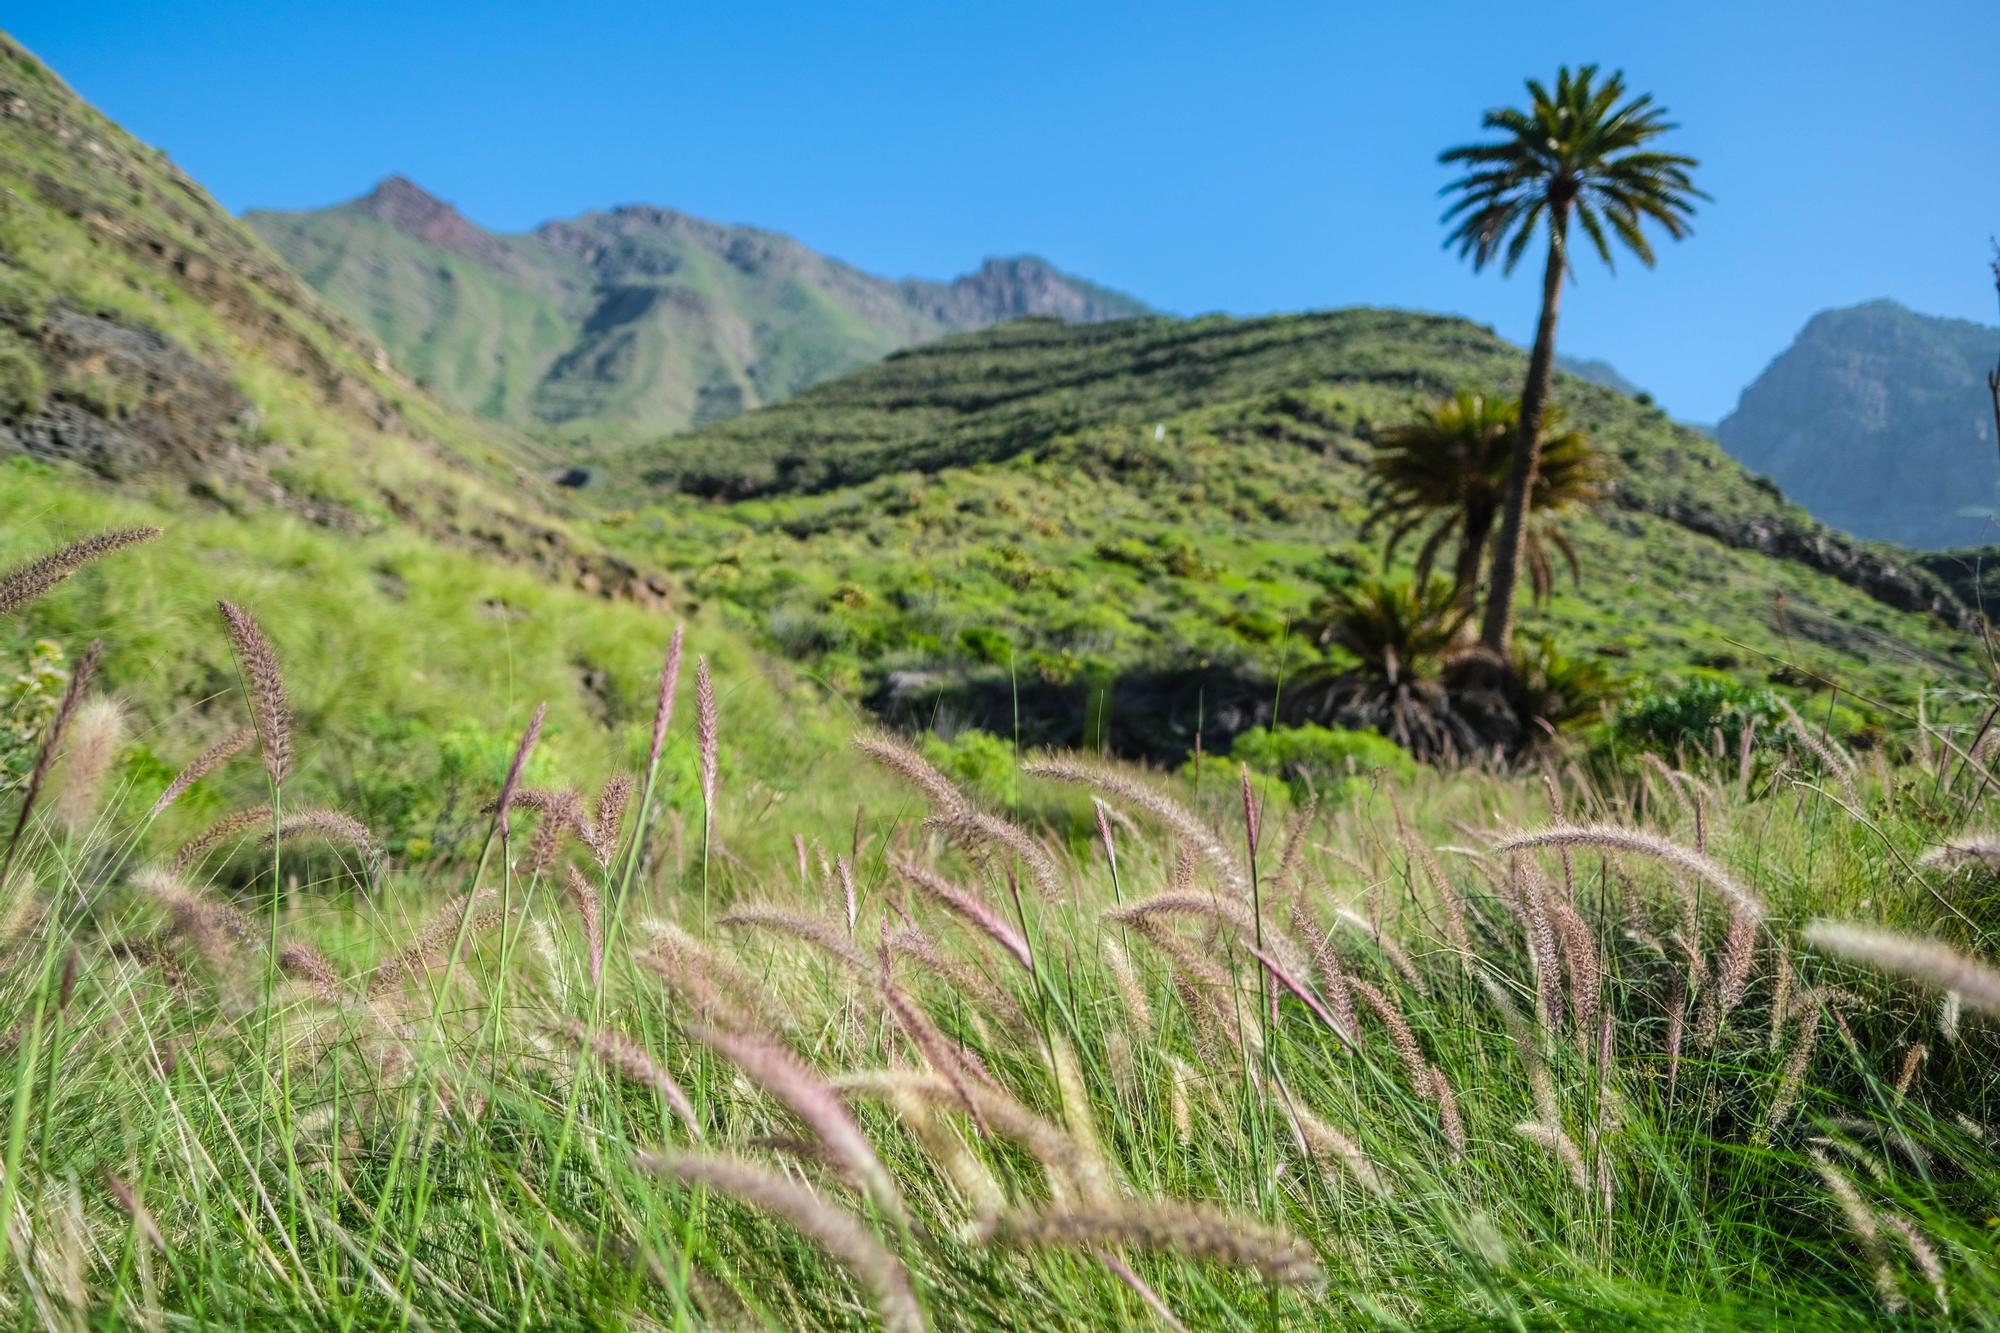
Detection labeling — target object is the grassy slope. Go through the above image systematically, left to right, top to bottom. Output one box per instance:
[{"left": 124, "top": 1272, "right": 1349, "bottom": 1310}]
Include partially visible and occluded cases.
[
  {"left": 0, "top": 34, "right": 876, "bottom": 857},
  {"left": 585, "top": 313, "right": 1980, "bottom": 750}
]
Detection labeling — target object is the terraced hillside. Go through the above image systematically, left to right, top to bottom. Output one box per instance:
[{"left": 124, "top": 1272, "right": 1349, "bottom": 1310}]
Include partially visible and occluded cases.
[{"left": 590, "top": 313, "right": 1982, "bottom": 754}]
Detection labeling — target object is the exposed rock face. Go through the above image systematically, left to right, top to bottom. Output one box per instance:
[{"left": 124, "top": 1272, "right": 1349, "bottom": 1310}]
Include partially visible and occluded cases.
[
  {"left": 354, "top": 175, "right": 518, "bottom": 269},
  {"left": 901, "top": 256, "right": 1153, "bottom": 328},
  {"left": 1717, "top": 300, "right": 2000, "bottom": 549},
  {"left": 2, "top": 308, "right": 259, "bottom": 482},
  {"left": 1625, "top": 495, "right": 1980, "bottom": 631}
]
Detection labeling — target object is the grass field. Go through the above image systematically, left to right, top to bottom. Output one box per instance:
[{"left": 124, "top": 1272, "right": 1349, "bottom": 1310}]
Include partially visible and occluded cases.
[{"left": 2, "top": 530, "right": 1996, "bottom": 1330}]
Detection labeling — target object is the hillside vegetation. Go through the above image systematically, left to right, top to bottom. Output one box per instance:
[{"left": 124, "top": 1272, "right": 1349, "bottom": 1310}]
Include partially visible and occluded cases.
[
  {"left": 0, "top": 35, "right": 872, "bottom": 859},
  {"left": 249, "top": 179, "right": 1150, "bottom": 443},
  {"left": 588, "top": 313, "right": 1980, "bottom": 754}
]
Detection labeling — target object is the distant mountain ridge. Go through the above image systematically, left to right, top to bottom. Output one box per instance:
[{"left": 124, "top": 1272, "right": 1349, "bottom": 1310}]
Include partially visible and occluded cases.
[
  {"left": 247, "top": 177, "right": 1152, "bottom": 439},
  {"left": 1717, "top": 299, "right": 2000, "bottom": 549}
]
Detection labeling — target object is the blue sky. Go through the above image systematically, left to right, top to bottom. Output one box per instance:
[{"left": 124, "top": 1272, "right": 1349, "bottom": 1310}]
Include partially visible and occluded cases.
[{"left": 11, "top": 1, "right": 1998, "bottom": 422}]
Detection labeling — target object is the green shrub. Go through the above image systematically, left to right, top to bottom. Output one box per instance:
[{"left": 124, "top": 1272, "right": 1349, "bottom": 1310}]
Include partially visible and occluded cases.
[
  {"left": 1613, "top": 672, "right": 1784, "bottom": 757},
  {"left": 1199, "top": 722, "right": 1415, "bottom": 803},
  {"left": 921, "top": 728, "right": 1019, "bottom": 807}
]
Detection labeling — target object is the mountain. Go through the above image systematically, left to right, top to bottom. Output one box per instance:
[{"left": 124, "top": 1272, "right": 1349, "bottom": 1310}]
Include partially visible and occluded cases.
[
  {"left": 246, "top": 178, "right": 1152, "bottom": 441},
  {"left": 1717, "top": 299, "right": 2000, "bottom": 549},
  {"left": 581, "top": 310, "right": 1980, "bottom": 754},
  {"left": 1554, "top": 353, "right": 1645, "bottom": 399}
]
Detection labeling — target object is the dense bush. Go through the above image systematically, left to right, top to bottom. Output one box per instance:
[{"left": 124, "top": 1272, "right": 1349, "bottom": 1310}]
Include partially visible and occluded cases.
[
  {"left": 1613, "top": 672, "right": 1785, "bottom": 756},
  {"left": 1200, "top": 722, "right": 1415, "bottom": 803}
]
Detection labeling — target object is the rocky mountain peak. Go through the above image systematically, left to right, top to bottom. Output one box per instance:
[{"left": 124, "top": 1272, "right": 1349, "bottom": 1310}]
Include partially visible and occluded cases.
[{"left": 353, "top": 175, "right": 512, "bottom": 267}]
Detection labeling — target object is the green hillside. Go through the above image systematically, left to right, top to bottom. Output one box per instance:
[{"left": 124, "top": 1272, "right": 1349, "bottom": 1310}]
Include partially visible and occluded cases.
[
  {"left": 0, "top": 35, "right": 872, "bottom": 857},
  {"left": 248, "top": 179, "right": 1152, "bottom": 444},
  {"left": 588, "top": 312, "right": 1980, "bottom": 753}
]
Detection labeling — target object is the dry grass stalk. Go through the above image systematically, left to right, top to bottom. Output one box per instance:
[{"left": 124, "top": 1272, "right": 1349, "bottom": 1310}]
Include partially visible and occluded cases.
[
  {"left": 0, "top": 527, "right": 160, "bottom": 619},
  {"left": 215, "top": 601, "right": 293, "bottom": 786},
  {"left": 646, "top": 625, "right": 685, "bottom": 778},
  {"left": 3, "top": 640, "right": 99, "bottom": 879},
  {"left": 695, "top": 656, "right": 718, "bottom": 810},
  {"left": 53, "top": 696, "right": 126, "bottom": 834},
  {"left": 1778, "top": 698, "right": 1860, "bottom": 803},
  {"left": 493, "top": 703, "right": 548, "bottom": 841},
  {"left": 149, "top": 725, "right": 254, "bottom": 819},
  {"left": 853, "top": 732, "right": 971, "bottom": 817},
  {"left": 1021, "top": 754, "right": 1247, "bottom": 895},
  {"left": 591, "top": 774, "right": 634, "bottom": 868},
  {"left": 1394, "top": 798, "right": 1470, "bottom": 956},
  {"left": 170, "top": 803, "right": 273, "bottom": 873},
  {"left": 260, "top": 808, "right": 377, "bottom": 869},
  {"left": 933, "top": 808, "right": 1065, "bottom": 904},
  {"left": 1493, "top": 824, "right": 1765, "bottom": 920},
  {"left": 1915, "top": 837, "right": 2000, "bottom": 873},
  {"left": 836, "top": 855, "right": 858, "bottom": 937},
  {"left": 890, "top": 859, "right": 1031, "bottom": 971},
  {"left": 133, "top": 865, "right": 257, "bottom": 971},
  {"left": 562, "top": 867, "right": 603, "bottom": 987},
  {"left": 369, "top": 890, "right": 503, "bottom": 996},
  {"left": 1552, "top": 899, "right": 1601, "bottom": 1040},
  {"left": 1288, "top": 902, "right": 1357, "bottom": 1039},
  {"left": 719, "top": 905, "right": 872, "bottom": 976},
  {"left": 1333, "top": 907, "right": 1424, "bottom": 995},
  {"left": 1705, "top": 907, "right": 1757, "bottom": 1043},
  {"left": 1803, "top": 921, "right": 2000, "bottom": 1015},
  {"left": 637, "top": 922, "right": 787, "bottom": 1030},
  {"left": 884, "top": 925, "right": 1028, "bottom": 1034},
  {"left": 1101, "top": 936, "right": 1154, "bottom": 1039},
  {"left": 1769, "top": 939, "right": 1794, "bottom": 1053},
  {"left": 278, "top": 942, "right": 344, "bottom": 1005},
  {"left": 1247, "top": 943, "right": 1353, "bottom": 1047},
  {"left": 877, "top": 972, "right": 991, "bottom": 1135},
  {"left": 1481, "top": 974, "right": 1559, "bottom": 1126},
  {"left": 1349, "top": 976, "right": 1429, "bottom": 1097},
  {"left": 557, "top": 1019, "right": 699, "bottom": 1137},
  {"left": 685, "top": 1021, "right": 904, "bottom": 1225},
  {"left": 1893, "top": 1042, "right": 1927, "bottom": 1098},
  {"left": 1429, "top": 1064, "right": 1467, "bottom": 1158},
  {"left": 842, "top": 1068, "right": 1105, "bottom": 1203},
  {"left": 1284, "top": 1100, "right": 1392, "bottom": 1197},
  {"left": 1515, "top": 1122, "right": 1590, "bottom": 1193},
  {"left": 1809, "top": 1149, "right": 1904, "bottom": 1312},
  {"left": 639, "top": 1151, "right": 921, "bottom": 1333},
  {"left": 100, "top": 1170, "right": 166, "bottom": 1254},
  {"left": 975, "top": 1201, "right": 1323, "bottom": 1286},
  {"left": 1879, "top": 1214, "right": 1947, "bottom": 1314},
  {"left": 1095, "top": 1249, "right": 1190, "bottom": 1333}
]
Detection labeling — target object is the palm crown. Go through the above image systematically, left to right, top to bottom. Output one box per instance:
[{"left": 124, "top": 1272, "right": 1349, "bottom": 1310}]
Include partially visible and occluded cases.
[
  {"left": 1440, "top": 64, "right": 1705, "bottom": 274},
  {"left": 1364, "top": 393, "right": 1611, "bottom": 605}
]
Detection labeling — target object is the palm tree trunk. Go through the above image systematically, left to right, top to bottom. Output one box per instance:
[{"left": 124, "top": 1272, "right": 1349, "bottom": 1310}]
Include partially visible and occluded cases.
[
  {"left": 1480, "top": 207, "right": 1570, "bottom": 655},
  {"left": 1453, "top": 502, "right": 1495, "bottom": 616}
]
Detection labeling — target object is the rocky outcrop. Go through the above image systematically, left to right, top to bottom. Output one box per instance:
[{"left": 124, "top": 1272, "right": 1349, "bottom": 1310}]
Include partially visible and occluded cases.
[
  {"left": 1, "top": 308, "right": 260, "bottom": 482},
  {"left": 1627, "top": 494, "right": 1980, "bottom": 630}
]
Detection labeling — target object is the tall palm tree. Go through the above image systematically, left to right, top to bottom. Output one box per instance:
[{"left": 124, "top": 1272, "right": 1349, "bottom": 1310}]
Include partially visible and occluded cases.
[
  {"left": 1440, "top": 65, "right": 1703, "bottom": 654},
  {"left": 1364, "top": 392, "right": 1610, "bottom": 611}
]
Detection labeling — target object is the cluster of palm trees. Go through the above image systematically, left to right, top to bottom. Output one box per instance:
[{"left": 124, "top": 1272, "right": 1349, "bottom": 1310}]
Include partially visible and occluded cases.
[{"left": 1292, "top": 65, "right": 1703, "bottom": 761}]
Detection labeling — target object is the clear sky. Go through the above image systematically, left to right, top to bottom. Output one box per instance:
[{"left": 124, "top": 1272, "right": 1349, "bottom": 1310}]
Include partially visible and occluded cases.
[{"left": 9, "top": 1, "right": 1998, "bottom": 423}]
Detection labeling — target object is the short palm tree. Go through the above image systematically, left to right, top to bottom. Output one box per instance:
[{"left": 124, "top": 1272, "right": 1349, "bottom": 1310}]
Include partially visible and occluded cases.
[
  {"left": 1440, "top": 65, "right": 1703, "bottom": 654},
  {"left": 1363, "top": 392, "right": 1610, "bottom": 612}
]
